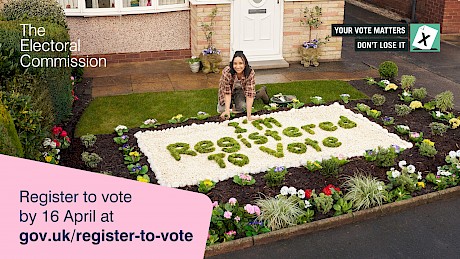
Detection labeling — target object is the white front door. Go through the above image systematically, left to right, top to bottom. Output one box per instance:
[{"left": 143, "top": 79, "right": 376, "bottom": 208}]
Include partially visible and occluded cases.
[{"left": 232, "top": 0, "right": 283, "bottom": 62}]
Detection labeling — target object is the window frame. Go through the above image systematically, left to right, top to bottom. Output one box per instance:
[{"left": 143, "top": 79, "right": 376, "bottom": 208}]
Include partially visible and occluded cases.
[{"left": 61, "top": 0, "right": 190, "bottom": 17}]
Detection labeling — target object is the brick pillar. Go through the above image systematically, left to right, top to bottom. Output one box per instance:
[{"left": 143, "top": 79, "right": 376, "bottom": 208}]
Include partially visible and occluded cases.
[
  {"left": 283, "top": 0, "right": 344, "bottom": 62},
  {"left": 442, "top": 0, "right": 460, "bottom": 34},
  {"left": 190, "top": 3, "right": 231, "bottom": 62}
]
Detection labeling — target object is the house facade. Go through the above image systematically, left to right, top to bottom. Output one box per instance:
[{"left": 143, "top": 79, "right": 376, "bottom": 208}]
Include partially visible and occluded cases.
[
  {"left": 0, "top": 0, "right": 344, "bottom": 63},
  {"left": 48, "top": 0, "right": 344, "bottom": 64}
]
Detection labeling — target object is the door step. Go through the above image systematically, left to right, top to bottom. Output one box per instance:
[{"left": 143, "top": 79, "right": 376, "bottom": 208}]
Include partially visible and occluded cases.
[{"left": 250, "top": 59, "right": 290, "bottom": 70}]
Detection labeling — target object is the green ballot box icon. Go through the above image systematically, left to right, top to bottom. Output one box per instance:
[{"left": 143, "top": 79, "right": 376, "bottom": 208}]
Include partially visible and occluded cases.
[{"left": 410, "top": 24, "right": 440, "bottom": 52}]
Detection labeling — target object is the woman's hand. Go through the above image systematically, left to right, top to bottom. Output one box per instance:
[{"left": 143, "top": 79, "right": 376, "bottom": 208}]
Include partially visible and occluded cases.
[
  {"left": 220, "top": 110, "right": 231, "bottom": 120},
  {"left": 247, "top": 115, "right": 260, "bottom": 121}
]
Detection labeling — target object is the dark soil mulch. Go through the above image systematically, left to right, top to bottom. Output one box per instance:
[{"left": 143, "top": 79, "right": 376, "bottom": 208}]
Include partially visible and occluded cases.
[{"left": 61, "top": 78, "right": 459, "bottom": 223}]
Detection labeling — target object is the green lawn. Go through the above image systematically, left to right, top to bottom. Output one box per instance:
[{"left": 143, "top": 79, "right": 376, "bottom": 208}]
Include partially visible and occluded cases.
[{"left": 76, "top": 80, "right": 368, "bottom": 136}]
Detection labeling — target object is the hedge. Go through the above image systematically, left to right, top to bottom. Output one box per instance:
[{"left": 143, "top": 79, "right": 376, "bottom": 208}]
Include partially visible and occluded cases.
[
  {"left": 0, "top": 20, "right": 73, "bottom": 124},
  {"left": 0, "top": 100, "right": 24, "bottom": 157}
]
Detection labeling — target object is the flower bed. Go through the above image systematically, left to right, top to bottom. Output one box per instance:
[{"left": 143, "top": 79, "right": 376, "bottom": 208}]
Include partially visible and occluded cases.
[
  {"left": 60, "top": 75, "right": 460, "bottom": 247},
  {"left": 135, "top": 103, "right": 412, "bottom": 187}
]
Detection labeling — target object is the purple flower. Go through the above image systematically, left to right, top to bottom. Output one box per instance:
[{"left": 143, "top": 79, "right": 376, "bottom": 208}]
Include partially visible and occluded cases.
[
  {"left": 121, "top": 135, "right": 128, "bottom": 140},
  {"left": 392, "top": 144, "right": 401, "bottom": 153},
  {"left": 366, "top": 150, "right": 374, "bottom": 156},
  {"left": 274, "top": 166, "right": 285, "bottom": 173},
  {"left": 249, "top": 220, "right": 264, "bottom": 226}
]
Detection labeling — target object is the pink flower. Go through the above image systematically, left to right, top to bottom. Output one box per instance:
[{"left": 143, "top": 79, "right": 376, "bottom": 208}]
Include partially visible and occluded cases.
[
  {"left": 337, "top": 154, "right": 346, "bottom": 160},
  {"left": 228, "top": 198, "right": 237, "bottom": 205},
  {"left": 212, "top": 201, "right": 219, "bottom": 208},
  {"left": 244, "top": 204, "right": 255, "bottom": 214},
  {"left": 253, "top": 205, "right": 261, "bottom": 216},
  {"left": 224, "top": 211, "right": 232, "bottom": 219},
  {"left": 234, "top": 216, "right": 240, "bottom": 222},
  {"left": 225, "top": 230, "right": 236, "bottom": 236}
]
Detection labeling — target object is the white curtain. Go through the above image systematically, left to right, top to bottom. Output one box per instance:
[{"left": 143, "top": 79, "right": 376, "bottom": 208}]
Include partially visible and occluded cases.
[{"left": 159, "top": 0, "right": 185, "bottom": 5}]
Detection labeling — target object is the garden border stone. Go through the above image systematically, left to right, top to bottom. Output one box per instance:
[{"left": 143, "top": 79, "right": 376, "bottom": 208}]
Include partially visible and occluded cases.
[{"left": 204, "top": 186, "right": 460, "bottom": 257}]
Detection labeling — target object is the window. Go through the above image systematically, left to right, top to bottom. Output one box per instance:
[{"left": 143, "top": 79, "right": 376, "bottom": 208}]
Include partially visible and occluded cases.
[{"left": 60, "top": 0, "right": 189, "bottom": 16}]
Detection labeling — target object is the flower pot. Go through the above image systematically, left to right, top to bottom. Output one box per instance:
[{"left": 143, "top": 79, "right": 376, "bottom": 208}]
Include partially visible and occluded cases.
[
  {"left": 299, "top": 47, "right": 320, "bottom": 67},
  {"left": 199, "top": 53, "right": 222, "bottom": 74},
  {"left": 189, "top": 62, "right": 200, "bottom": 73}
]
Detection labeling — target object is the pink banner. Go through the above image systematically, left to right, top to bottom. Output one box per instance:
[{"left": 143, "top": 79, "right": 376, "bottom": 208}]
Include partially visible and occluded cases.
[{"left": 0, "top": 154, "right": 212, "bottom": 259}]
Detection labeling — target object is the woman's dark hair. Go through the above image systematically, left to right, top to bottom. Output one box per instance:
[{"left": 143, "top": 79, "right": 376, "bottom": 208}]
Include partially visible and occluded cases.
[{"left": 229, "top": 51, "right": 252, "bottom": 78}]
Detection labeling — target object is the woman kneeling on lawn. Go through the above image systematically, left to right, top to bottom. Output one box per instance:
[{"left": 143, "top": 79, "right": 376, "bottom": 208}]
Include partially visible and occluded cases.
[{"left": 218, "top": 51, "right": 269, "bottom": 121}]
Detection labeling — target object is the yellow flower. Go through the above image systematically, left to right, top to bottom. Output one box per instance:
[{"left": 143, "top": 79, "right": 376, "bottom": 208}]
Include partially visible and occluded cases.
[
  {"left": 385, "top": 83, "right": 398, "bottom": 91},
  {"left": 292, "top": 98, "right": 299, "bottom": 103},
  {"left": 409, "top": 101, "right": 423, "bottom": 109},
  {"left": 174, "top": 114, "right": 183, "bottom": 120},
  {"left": 449, "top": 118, "right": 460, "bottom": 129},
  {"left": 422, "top": 139, "right": 435, "bottom": 146},
  {"left": 129, "top": 151, "right": 140, "bottom": 157},
  {"left": 45, "top": 156, "right": 53, "bottom": 163},
  {"left": 313, "top": 162, "right": 321, "bottom": 168},
  {"left": 137, "top": 176, "right": 149, "bottom": 183},
  {"left": 203, "top": 179, "right": 214, "bottom": 187},
  {"left": 417, "top": 182, "right": 425, "bottom": 188}
]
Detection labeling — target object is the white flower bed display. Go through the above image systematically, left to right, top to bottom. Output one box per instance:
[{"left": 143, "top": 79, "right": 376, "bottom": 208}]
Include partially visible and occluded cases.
[{"left": 135, "top": 103, "right": 412, "bottom": 187}]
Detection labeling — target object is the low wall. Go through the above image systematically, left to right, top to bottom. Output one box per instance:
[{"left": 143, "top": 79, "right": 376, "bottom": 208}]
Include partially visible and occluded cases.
[{"left": 67, "top": 11, "right": 191, "bottom": 56}]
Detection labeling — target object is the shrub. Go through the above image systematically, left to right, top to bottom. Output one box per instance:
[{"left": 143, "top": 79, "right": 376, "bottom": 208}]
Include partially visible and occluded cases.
[
  {"left": 2, "top": 0, "right": 67, "bottom": 28},
  {"left": 0, "top": 20, "right": 73, "bottom": 123},
  {"left": 0, "top": 43, "right": 20, "bottom": 84},
  {"left": 378, "top": 61, "right": 398, "bottom": 79},
  {"left": 4, "top": 73, "right": 54, "bottom": 129},
  {"left": 400, "top": 75, "right": 416, "bottom": 91},
  {"left": 412, "top": 87, "right": 427, "bottom": 101},
  {"left": 0, "top": 91, "right": 48, "bottom": 159},
  {"left": 434, "top": 91, "right": 454, "bottom": 112},
  {"left": 371, "top": 94, "right": 386, "bottom": 106},
  {"left": 0, "top": 100, "right": 24, "bottom": 157},
  {"left": 394, "top": 104, "right": 412, "bottom": 116},
  {"left": 429, "top": 122, "right": 449, "bottom": 136},
  {"left": 81, "top": 134, "right": 97, "bottom": 148},
  {"left": 418, "top": 142, "right": 437, "bottom": 157},
  {"left": 375, "top": 146, "right": 397, "bottom": 167},
  {"left": 81, "top": 152, "right": 102, "bottom": 168},
  {"left": 320, "top": 158, "right": 340, "bottom": 178},
  {"left": 264, "top": 166, "right": 287, "bottom": 187},
  {"left": 343, "top": 174, "right": 386, "bottom": 210},
  {"left": 313, "top": 192, "right": 334, "bottom": 214},
  {"left": 255, "top": 195, "right": 304, "bottom": 231}
]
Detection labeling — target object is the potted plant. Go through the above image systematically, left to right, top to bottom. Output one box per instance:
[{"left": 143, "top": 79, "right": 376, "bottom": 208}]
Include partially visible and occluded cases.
[
  {"left": 299, "top": 6, "right": 330, "bottom": 67},
  {"left": 199, "top": 7, "right": 222, "bottom": 74},
  {"left": 187, "top": 56, "right": 201, "bottom": 73}
]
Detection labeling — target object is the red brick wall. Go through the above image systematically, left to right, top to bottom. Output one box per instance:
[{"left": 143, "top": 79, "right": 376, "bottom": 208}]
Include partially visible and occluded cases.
[
  {"left": 363, "top": 0, "right": 459, "bottom": 34},
  {"left": 364, "top": 0, "right": 412, "bottom": 17},
  {"left": 417, "top": 0, "right": 446, "bottom": 25},
  {"left": 442, "top": 0, "right": 460, "bottom": 34},
  {"left": 73, "top": 49, "right": 191, "bottom": 64}
]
